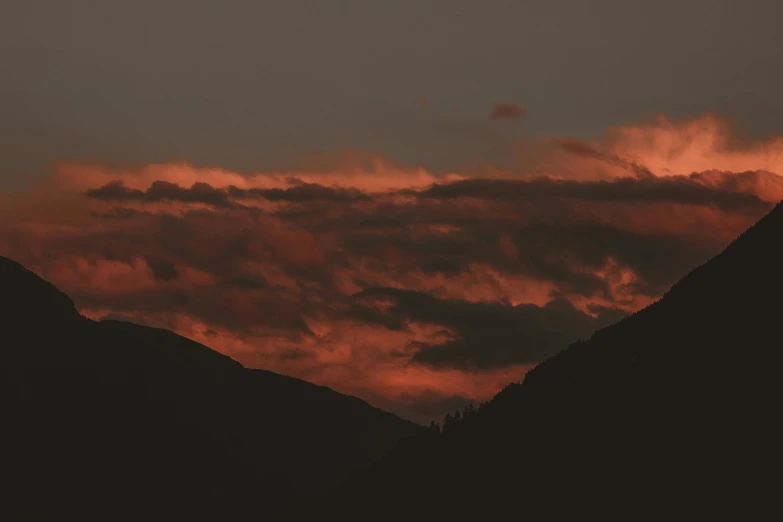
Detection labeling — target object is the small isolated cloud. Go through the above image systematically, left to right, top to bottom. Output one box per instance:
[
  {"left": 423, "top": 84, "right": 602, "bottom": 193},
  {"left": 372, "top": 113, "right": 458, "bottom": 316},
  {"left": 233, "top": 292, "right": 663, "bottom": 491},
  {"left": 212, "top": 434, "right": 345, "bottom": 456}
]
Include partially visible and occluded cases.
[{"left": 489, "top": 103, "right": 526, "bottom": 120}]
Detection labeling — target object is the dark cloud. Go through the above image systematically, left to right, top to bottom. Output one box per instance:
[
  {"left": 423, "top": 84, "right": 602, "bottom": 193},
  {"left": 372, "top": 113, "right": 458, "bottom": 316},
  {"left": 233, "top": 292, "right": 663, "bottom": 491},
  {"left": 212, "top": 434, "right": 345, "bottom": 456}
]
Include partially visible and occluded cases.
[
  {"left": 489, "top": 103, "right": 527, "bottom": 120},
  {"left": 558, "top": 139, "right": 655, "bottom": 178},
  {"left": 558, "top": 139, "right": 607, "bottom": 161},
  {"left": 688, "top": 169, "right": 783, "bottom": 195},
  {"left": 418, "top": 176, "right": 769, "bottom": 213},
  {"left": 86, "top": 180, "right": 236, "bottom": 208},
  {"left": 87, "top": 180, "right": 373, "bottom": 207},
  {"left": 229, "top": 183, "right": 372, "bottom": 203},
  {"left": 89, "top": 207, "right": 143, "bottom": 220},
  {"left": 506, "top": 223, "right": 713, "bottom": 298},
  {"left": 419, "top": 257, "right": 470, "bottom": 275},
  {"left": 147, "top": 258, "right": 179, "bottom": 282},
  {"left": 221, "top": 275, "right": 269, "bottom": 290},
  {"left": 352, "top": 287, "right": 622, "bottom": 370}
]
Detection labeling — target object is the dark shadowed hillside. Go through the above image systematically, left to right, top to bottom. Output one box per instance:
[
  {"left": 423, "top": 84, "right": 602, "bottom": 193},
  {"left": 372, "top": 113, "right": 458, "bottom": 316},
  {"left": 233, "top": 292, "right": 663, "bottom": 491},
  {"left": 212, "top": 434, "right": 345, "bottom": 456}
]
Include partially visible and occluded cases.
[
  {"left": 290, "top": 202, "right": 783, "bottom": 521},
  {"left": 0, "top": 256, "right": 421, "bottom": 521}
]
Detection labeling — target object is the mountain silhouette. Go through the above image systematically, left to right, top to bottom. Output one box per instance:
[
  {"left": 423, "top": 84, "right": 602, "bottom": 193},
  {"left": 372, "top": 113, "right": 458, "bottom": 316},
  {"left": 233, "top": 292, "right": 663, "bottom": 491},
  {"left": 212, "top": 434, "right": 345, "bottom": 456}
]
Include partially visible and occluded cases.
[
  {"left": 289, "top": 202, "right": 783, "bottom": 521},
  {"left": 0, "top": 256, "right": 421, "bottom": 521}
]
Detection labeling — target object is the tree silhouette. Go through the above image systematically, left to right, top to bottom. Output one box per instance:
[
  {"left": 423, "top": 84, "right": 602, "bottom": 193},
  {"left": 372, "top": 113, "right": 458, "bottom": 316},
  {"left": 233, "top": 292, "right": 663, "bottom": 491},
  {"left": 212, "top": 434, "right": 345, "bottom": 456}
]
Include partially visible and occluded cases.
[{"left": 442, "top": 412, "right": 454, "bottom": 433}]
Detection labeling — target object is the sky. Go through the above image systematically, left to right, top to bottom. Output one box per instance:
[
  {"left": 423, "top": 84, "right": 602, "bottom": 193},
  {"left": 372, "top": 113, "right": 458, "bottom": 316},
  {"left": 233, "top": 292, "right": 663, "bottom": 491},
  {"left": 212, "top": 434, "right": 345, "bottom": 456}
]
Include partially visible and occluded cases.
[{"left": 1, "top": 0, "right": 782, "bottom": 422}]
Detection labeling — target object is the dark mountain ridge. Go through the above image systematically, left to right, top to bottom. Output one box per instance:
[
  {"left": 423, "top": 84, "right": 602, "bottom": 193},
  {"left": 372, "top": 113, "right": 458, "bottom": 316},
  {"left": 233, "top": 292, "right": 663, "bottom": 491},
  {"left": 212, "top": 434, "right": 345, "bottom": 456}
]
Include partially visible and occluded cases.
[
  {"left": 291, "top": 202, "right": 783, "bottom": 520},
  {"left": 0, "top": 256, "right": 421, "bottom": 520}
]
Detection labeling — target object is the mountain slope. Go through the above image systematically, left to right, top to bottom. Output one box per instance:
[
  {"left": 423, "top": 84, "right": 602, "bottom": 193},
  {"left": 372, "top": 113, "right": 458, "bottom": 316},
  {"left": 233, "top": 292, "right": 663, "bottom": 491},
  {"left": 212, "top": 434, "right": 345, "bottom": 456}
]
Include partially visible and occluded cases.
[
  {"left": 290, "top": 202, "right": 783, "bottom": 521},
  {"left": 0, "top": 256, "right": 421, "bottom": 521}
]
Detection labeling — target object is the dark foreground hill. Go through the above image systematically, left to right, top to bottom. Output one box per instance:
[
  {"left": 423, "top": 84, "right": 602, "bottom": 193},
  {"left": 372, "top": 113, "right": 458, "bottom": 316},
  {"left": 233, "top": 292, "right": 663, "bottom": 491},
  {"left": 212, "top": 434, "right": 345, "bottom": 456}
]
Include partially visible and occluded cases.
[
  {"left": 290, "top": 203, "right": 783, "bottom": 521},
  {"left": 0, "top": 256, "right": 421, "bottom": 521}
]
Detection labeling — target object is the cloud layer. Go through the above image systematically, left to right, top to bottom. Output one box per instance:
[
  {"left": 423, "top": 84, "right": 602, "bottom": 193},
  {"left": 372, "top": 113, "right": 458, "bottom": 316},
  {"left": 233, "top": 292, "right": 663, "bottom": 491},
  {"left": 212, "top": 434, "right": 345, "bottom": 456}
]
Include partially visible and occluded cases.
[{"left": 1, "top": 114, "right": 781, "bottom": 422}]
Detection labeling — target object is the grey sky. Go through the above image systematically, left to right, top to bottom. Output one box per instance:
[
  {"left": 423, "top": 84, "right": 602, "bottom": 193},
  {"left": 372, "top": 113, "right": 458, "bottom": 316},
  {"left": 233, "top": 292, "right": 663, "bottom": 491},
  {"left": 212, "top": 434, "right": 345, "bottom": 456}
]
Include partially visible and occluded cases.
[{"left": 2, "top": 0, "right": 781, "bottom": 188}]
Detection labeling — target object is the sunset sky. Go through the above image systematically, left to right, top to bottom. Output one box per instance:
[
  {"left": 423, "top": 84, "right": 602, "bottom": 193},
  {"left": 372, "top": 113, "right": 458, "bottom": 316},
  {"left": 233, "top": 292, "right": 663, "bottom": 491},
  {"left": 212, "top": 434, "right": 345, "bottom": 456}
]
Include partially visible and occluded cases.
[{"left": 2, "top": 0, "right": 782, "bottom": 422}]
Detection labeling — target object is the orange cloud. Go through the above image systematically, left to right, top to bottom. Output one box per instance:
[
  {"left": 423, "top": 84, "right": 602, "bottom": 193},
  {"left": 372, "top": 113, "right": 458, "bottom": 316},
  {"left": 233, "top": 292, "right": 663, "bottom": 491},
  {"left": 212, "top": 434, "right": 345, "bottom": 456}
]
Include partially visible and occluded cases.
[{"left": 604, "top": 114, "right": 783, "bottom": 177}]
